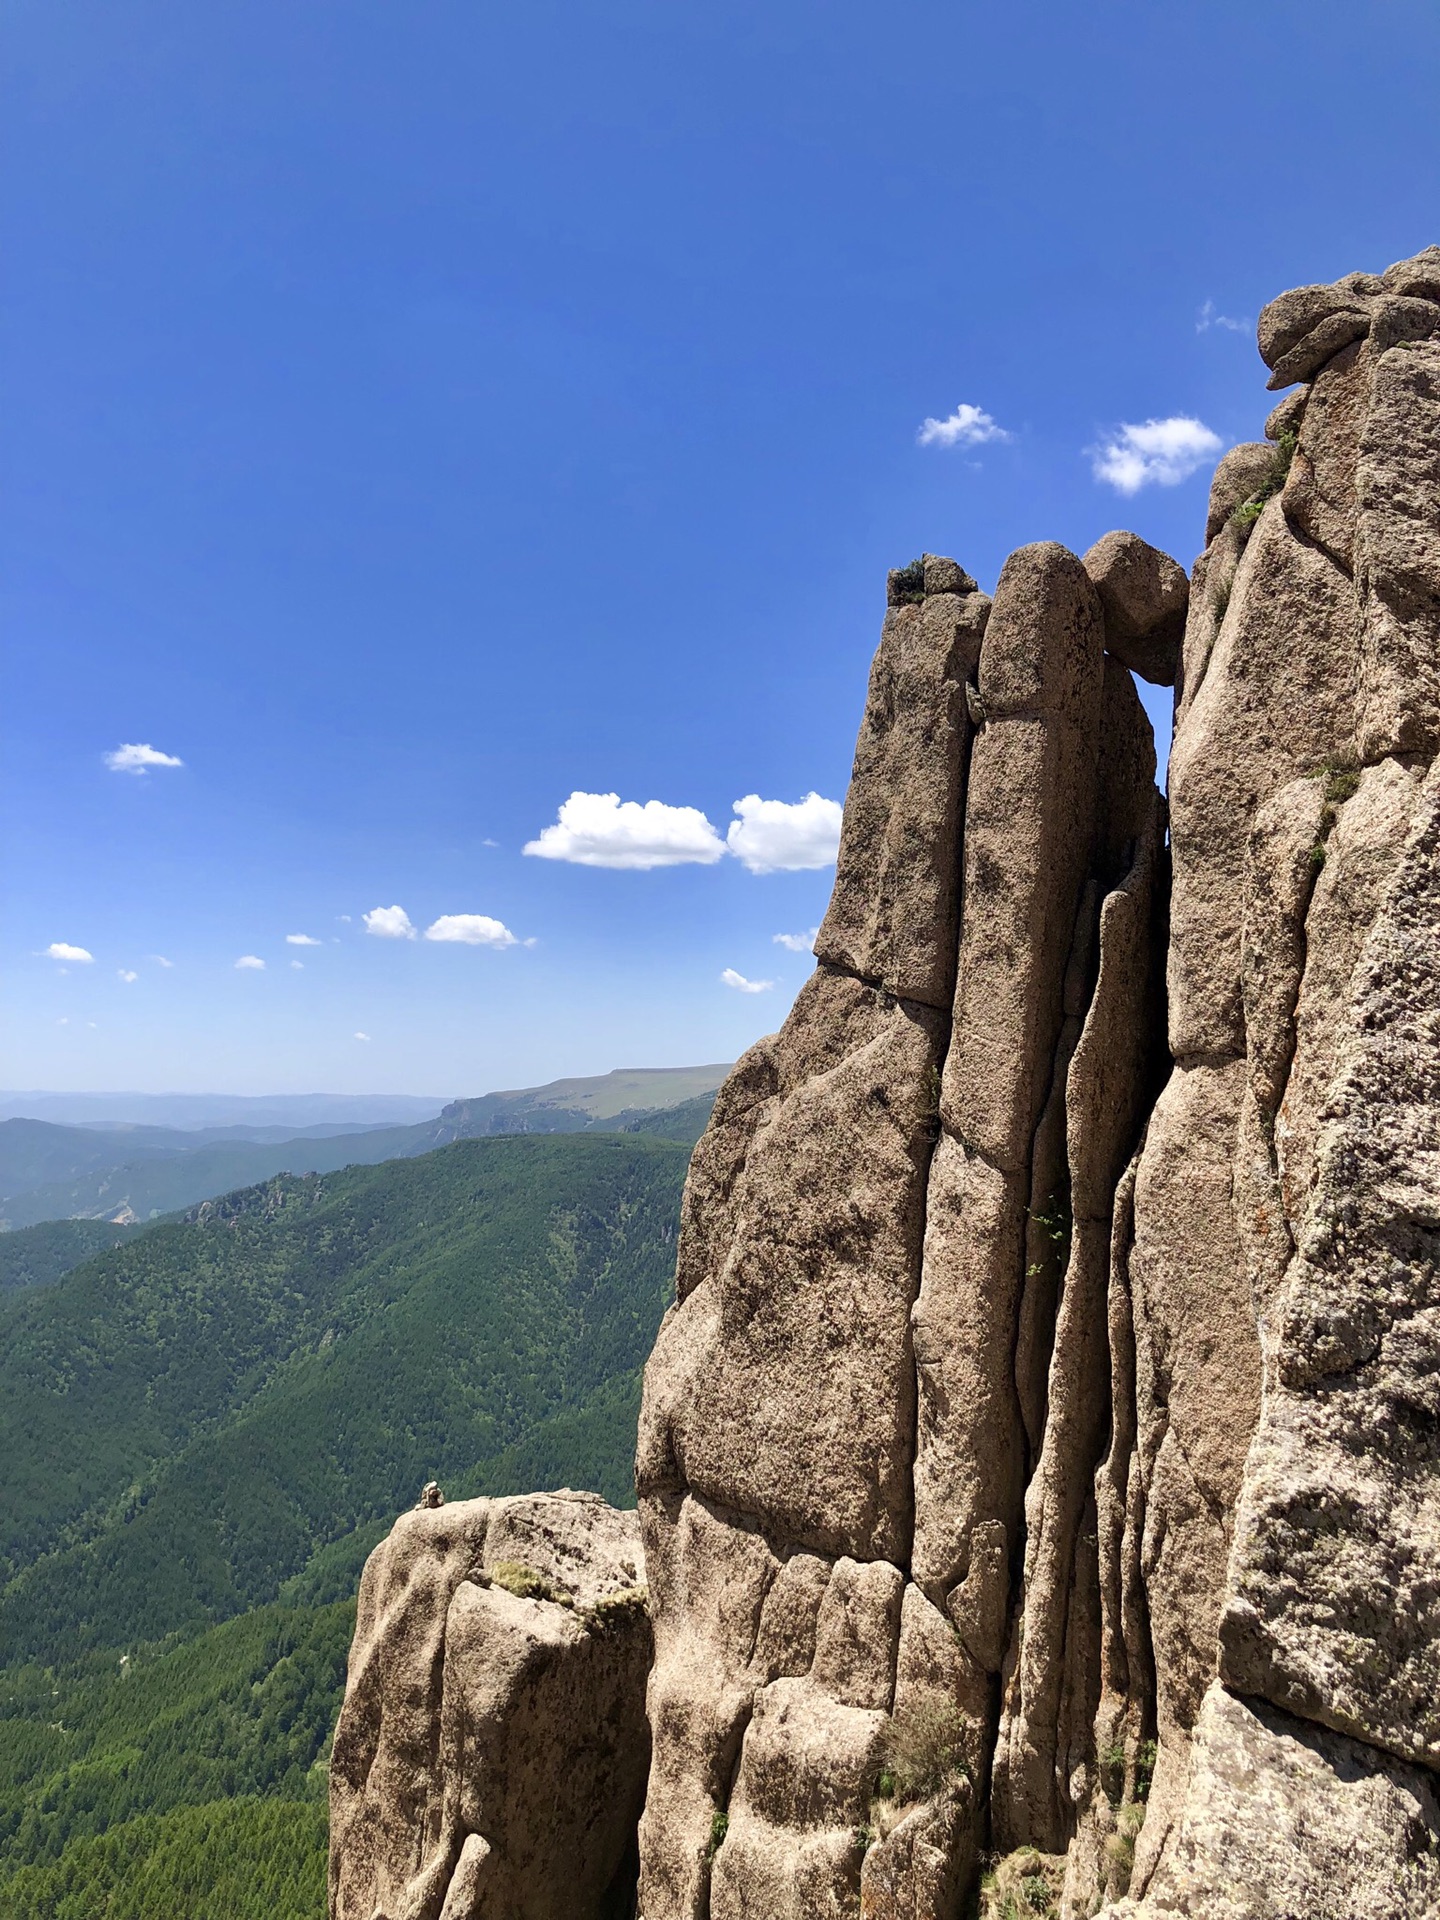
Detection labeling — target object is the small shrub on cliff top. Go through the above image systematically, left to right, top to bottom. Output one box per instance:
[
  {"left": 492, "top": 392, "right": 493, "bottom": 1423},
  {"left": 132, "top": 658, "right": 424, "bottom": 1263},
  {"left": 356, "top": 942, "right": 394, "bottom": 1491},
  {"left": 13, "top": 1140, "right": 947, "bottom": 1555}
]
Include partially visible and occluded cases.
[
  {"left": 1230, "top": 430, "right": 1298, "bottom": 531},
  {"left": 891, "top": 557, "right": 927, "bottom": 605},
  {"left": 876, "top": 1691, "right": 973, "bottom": 1803}
]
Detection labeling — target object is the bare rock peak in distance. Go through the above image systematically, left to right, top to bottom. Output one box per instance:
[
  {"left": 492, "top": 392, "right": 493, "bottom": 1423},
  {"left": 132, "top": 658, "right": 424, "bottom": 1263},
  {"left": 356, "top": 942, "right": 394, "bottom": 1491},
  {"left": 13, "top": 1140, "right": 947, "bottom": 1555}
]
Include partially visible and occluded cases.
[{"left": 329, "top": 245, "right": 1440, "bottom": 1919}]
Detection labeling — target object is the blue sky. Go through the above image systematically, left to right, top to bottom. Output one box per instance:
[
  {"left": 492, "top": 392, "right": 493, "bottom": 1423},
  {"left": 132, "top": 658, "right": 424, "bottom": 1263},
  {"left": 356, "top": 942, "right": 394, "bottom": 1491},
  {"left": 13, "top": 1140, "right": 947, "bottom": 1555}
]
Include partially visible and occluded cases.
[{"left": 5, "top": 0, "right": 1438, "bottom": 1097}]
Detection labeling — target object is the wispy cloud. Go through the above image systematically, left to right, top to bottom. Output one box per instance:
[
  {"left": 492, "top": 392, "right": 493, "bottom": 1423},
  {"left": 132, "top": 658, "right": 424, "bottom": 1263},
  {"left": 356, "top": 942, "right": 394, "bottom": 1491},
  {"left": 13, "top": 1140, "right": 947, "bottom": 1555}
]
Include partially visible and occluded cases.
[
  {"left": 1196, "top": 299, "right": 1250, "bottom": 335},
  {"left": 917, "top": 402, "right": 1011, "bottom": 449},
  {"left": 1091, "top": 416, "right": 1224, "bottom": 494},
  {"left": 104, "top": 743, "right": 184, "bottom": 776},
  {"left": 524, "top": 792, "right": 726, "bottom": 869},
  {"left": 728, "top": 793, "right": 842, "bottom": 873},
  {"left": 363, "top": 905, "right": 417, "bottom": 939},
  {"left": 424, "top": 914, "right": 518, "bottom": 948},
  {"left": 773, "top": 928, "right": 819, "bottom": 954},
  {"left": 286, "top": 933, "right": 322, "bottom": 947},
  {"left": 43, "top": 942, "right": 93, "bottom": 963},
  {"left": 151, "top": 954, "right": 174, "bottom": 968},
  {"left": 235, "top": 954, "right": 265, "bottom": 970},
  {"left": 290, "top": 960, "right": 304, "bottom": 970},
  {"left": 721, "top": 967, "right": 774, "bottom": 994},
  {"left": 118, "top": 968, "right": 138, "bottom": 983}
]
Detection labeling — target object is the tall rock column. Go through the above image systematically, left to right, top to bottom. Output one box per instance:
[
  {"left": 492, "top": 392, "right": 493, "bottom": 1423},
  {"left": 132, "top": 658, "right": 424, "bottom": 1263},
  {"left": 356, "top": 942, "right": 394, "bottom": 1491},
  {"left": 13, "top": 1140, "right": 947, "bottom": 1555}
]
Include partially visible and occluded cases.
[
  {"left": 1104, "top": 248, "right": 1440, "bottom": 1920},
  {"left": 636, "top": 562, "right": 988, "bottom": 1920}
]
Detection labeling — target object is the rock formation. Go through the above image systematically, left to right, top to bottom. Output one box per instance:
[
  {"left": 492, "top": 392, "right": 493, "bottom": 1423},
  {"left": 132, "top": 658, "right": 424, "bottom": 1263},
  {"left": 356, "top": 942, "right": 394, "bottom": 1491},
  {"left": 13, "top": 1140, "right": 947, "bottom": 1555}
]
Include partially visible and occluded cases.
[
  {"left": 331, "top": 248, "right": 1440, "bottom": 1919},
  {"left": 329, "top": 1490, "right": 650, "bottom": 1920}
]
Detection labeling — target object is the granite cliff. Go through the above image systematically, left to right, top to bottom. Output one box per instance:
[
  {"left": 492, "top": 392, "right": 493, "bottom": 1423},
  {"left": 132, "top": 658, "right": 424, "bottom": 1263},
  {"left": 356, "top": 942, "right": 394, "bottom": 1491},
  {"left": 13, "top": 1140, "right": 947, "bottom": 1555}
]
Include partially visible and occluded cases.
[{"left": 329, "top": 248, "right": 1440, "bottom": 1920}]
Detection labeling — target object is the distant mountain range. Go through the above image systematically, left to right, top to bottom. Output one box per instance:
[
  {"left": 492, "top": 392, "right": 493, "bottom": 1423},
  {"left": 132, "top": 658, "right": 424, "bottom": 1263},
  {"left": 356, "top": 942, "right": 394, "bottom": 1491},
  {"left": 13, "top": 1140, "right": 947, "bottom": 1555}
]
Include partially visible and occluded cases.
[
  {"left": 0, "top": 1065, "right": 729, "bottom": 1233},
  {"left": 0, "top": 1090, "right": 451, "bottom": 1129}
]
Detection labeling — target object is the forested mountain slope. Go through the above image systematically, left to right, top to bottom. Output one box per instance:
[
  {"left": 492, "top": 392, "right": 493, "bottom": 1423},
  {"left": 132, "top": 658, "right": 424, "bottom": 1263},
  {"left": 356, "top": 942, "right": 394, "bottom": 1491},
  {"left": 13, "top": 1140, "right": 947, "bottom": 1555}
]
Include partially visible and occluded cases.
[{"left": 0, "top": 1128, "right": 693, "bottom": 1917}]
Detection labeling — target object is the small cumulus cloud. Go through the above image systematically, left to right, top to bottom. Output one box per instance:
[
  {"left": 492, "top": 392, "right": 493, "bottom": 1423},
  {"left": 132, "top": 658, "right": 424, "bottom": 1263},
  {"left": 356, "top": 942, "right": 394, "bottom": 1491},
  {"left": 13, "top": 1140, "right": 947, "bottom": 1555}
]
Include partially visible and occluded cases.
[
  {"left": 1197, "top": 299, "right": 1250, "bottom": 335},
  {"left": 917, "top": 402, "right": 1011, "bottom": 449},
  {"left": 1091, "top": 416, "right": 1224, "bottom": 494},
  {"left": 104, "top": 743, "right": 184, "bottom": 776},
  {"left": 524, "top": 792, "right": 726, "bottom": 869},
  {"left": 728, "top": 793, "right": 842, "bottom": 874},
  {"left": 482, "top": 837, "right": 500, "bottom": 848},
  {"left": 364, "top": 905, "right": 417, "bottom": 940},
  {"left": 424, "top": 914, "right": 518, "bottom": 948},
  {"left": 773, "top": 928, "right": 819, "bottom": 954},
  {"left": 286, "top": 933, "right": 321, "bottom": 947},
  {"left": 44, "top": 942, "right": 94, "bottom": 963},
  {"left": 235, "top": 954, "right": 266, "bottom": 970},
  {"left": 290, "top": 960, "right": 304, "bottom": 970},
  {"left": 118, "top": 968, "right": 138, "bottom": 983},
  {"left": 722, "top": 968, "right": 774, "bottom": 994},
  {"left": 354, "top": 1031, "right": 371, "bottom": 1042}
]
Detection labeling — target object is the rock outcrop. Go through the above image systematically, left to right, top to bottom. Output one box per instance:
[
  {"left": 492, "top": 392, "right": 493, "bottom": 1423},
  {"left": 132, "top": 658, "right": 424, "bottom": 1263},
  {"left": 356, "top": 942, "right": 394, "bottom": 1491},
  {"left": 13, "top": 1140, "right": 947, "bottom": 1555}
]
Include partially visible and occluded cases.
[
  {"left": 331, "top": 248, "right": 1440, "bottom": 1920},
  {"left": 329, "top": 1490, "right": 650, "bottom": 1920}
]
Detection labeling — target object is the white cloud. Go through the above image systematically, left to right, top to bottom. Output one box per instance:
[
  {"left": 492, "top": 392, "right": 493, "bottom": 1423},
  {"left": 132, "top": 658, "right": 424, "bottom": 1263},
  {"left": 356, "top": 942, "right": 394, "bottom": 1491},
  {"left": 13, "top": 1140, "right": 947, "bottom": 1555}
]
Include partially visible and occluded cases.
[
  {"left": 1197, "top": 299, "right": 1250, "bottom": 335},
  {"left": 917, "top": 402, "right": 1012, "bottom": 449},
  {"left": 1091, "top": 416, "right": 1224, "bottom": 494},
  {"left": 104, "top": 742, "right": 184, "bottom": 776},
  {"left": 524, "top": 792, "right": 726, "bottom": 869},
  {"left": 727, "top": 792, "right": 842, "bottom": 873},
  {"left": 482, "top": 837, "right": 500, "bottom": 848},
  {"left": 363, "top": 905, "right": 417, "bottom": 939},
  {"left": 424, "top": 914, "right": 519, "bottom": 948},
  {"left": 773, "top": 927, "right": 819, "bottom": 953},
  {"left": 286, "top": 933, "right": 321, "bottom": 947},
  {"left": 44, "top": 942, "right": 94, "bottom": 963},
  {"left": 151, "top": 954, "right": 174, "bottom": 968},
  {"left": 235, "top": 954, "right": 265, "bottom": 970},
  {"left": 290, "top": 960, "right": 304, "bottom": 970},
  {"left": 722, "top": 967, "right": 774, "bottom": 994},
  {"left": 118, "top": 968, "right": 138, "bottom": 983},
  {"left": 57, "top": 1016, "right": 69, "bottom": 1026},
  {"left": 354, "top": 1031, "right": 371, "bottom": 1042}
]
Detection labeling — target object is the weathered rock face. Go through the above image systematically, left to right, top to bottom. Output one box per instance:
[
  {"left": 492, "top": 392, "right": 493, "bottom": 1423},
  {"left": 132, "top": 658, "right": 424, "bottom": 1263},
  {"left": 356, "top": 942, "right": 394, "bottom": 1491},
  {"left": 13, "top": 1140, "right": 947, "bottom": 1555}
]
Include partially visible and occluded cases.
[
  {"left": 632, "top": 246, "right": 1440, "bottom": 1920},
  {"left": 331, "top": 249, "right": 1440, "bottom": 1920},
  {"left": 329, "top": 1490, "right": 650, "bottom": 1920}
]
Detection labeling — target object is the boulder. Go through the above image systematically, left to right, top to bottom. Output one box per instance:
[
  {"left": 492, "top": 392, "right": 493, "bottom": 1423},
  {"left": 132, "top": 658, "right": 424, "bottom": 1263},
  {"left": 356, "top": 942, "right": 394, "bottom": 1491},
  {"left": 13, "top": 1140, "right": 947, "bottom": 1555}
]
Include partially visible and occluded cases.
[
  {"left": 1081, "top": 531, "right": 1188, "bottom": 686},
  {"left": 329, "top": 1491, "right": 650, "bottom": 1920}
]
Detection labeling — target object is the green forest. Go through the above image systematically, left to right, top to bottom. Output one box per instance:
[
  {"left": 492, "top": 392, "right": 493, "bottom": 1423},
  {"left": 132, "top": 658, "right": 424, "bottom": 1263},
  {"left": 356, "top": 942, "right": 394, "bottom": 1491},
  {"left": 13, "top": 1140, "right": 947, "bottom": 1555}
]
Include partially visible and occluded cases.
[{"left": 0, "top": 1128, "right": 693, "bottom": 1918}]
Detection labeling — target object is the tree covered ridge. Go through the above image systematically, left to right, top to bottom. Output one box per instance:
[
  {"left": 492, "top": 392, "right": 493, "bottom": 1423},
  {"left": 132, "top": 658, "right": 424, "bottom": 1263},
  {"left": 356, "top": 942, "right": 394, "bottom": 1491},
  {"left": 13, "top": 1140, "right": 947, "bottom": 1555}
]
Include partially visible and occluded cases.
[{"left": 0, "top": 1128, "right": 695, "bottom": 1916}]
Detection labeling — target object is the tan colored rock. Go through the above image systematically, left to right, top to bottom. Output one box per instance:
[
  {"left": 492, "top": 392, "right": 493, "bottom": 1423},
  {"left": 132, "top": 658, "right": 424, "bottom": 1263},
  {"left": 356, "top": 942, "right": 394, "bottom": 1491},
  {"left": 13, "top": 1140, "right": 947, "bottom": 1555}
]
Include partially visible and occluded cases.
[
  {"left": 1257, "top": 281, "right": 1371, "bottom": 376},
  {"left": 1281, "top": 336, "right": 1367, "bottom": 567},
  {"left": 1355, "top": 338, "right": 1440, "bottom": 759},
  {"left": 1203, "top": 441, "right": 1276, "bottom": 543},
  {"left": 1166, "top": 499, "right": 1358, "bottom": 1061},
  {"left": 1081, "top": 531, "right": 1188, "bottom": 686},
  {"left": 940, "top": 541, "right": 1105, "bottom": 1168},
  {"left": 815, "top": 583, "right": 989, "bottom": 1007},
  {"left": 1221, "top": 762, "right": 1440, "bottom": 1771},
  {"left": 994, "top": 790, "right": 1166, "bottom": 1852},
  {"left": 640, "top": 968, "right": 943, "bottom": 1563},
  {"left": 1129, "top": 1059, "right": 1259, "bottom": 1741},
  {"left": 329, "top": 1490, "right": 649, "bottom": 1920},
  {"left": 636, "top": 1493, "right": 783, "bottom": 1920},
  {"left": 710, "top": 1560, "right": 904, "bottom": 1918},
  {"left": 1122, "top": 1684, "right": 1440, "bottom": 1920}
]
